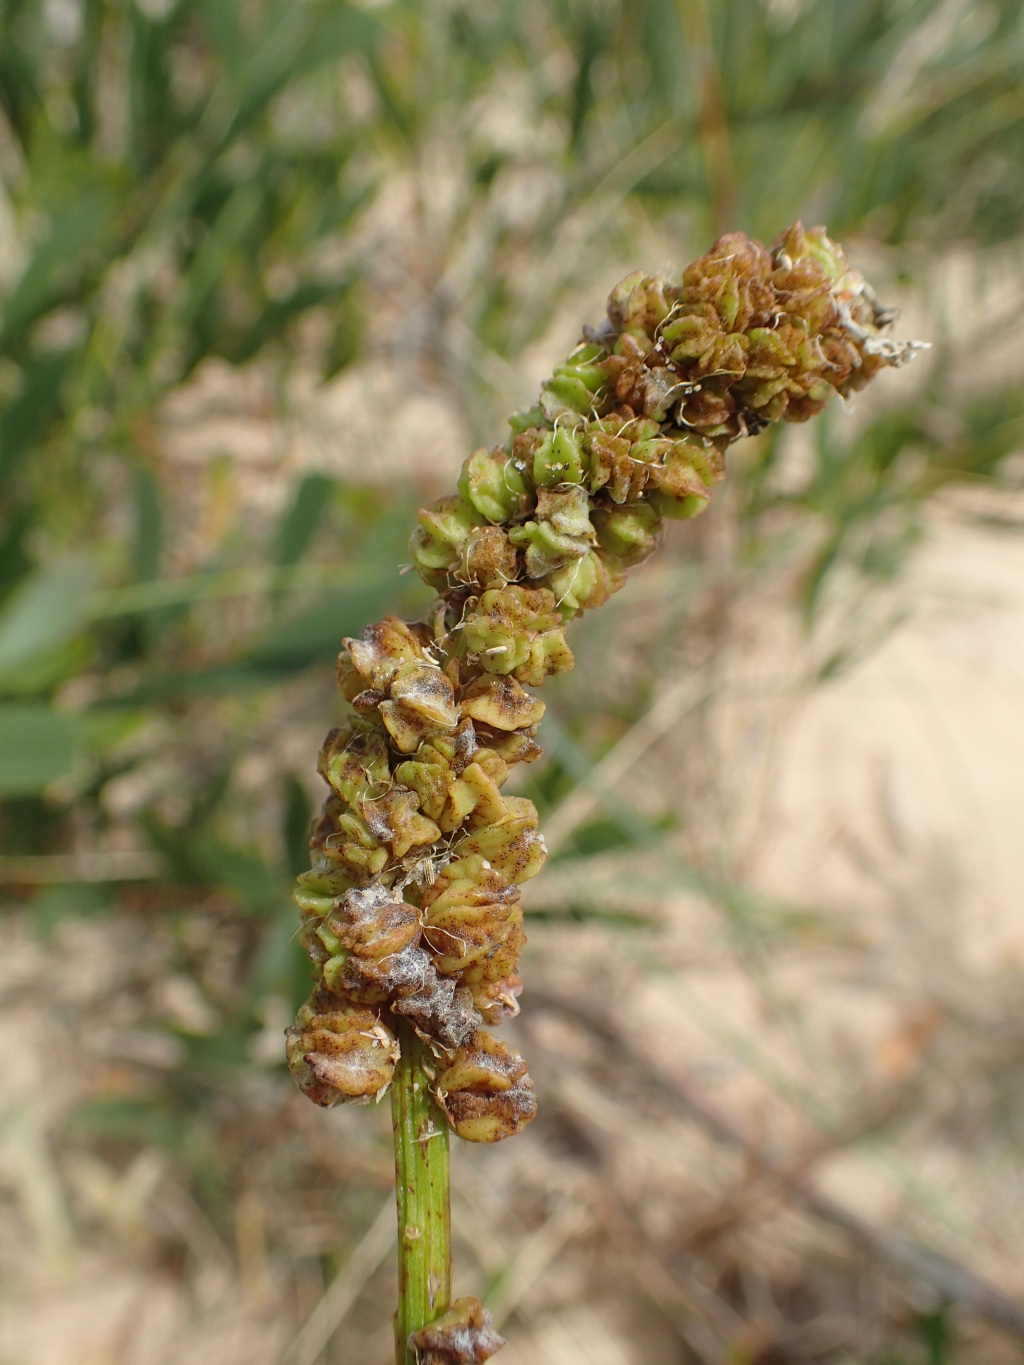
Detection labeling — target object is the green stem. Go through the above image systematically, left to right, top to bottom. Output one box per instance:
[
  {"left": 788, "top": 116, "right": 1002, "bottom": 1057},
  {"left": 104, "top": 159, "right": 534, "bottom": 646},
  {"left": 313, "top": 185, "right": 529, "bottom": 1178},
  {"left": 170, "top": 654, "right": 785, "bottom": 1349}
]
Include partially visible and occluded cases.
[{"left": 391, "top": 1019, "right": 452, "bottom": 1365}]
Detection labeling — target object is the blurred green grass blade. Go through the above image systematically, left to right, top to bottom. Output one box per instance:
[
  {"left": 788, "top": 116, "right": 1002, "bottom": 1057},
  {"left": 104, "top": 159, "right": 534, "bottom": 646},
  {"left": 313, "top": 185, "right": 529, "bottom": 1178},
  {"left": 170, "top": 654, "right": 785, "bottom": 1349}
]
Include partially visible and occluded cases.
[
  {"left": 69, "top": 0, "right": 105, "bottom": 144},
  {"left": 198, "top": 0, "right": 244, "bottom": 69},
  {"left": 214, "top": 0, "right": 383, "bottom": 148},
  {"left": 0, "top": 23, "right": 40, "bottom": 148},
  {"left": 172, "top": 182, "right": 264, "bottom": 334},
  {"left": 0, "top": 189, "right": 115, "bottom": 348},
  {"left": 231, "top": 276, "right": 361, "bottom": 366},
  {"left": 0, "top": 352, "right": 75, "bottom": 488},
  {"left": 129, "top": 467, "right": 169, "bottom": 648},
  {"left": 133, "top": 467, "right": 163, "bottom": 583},
  {"left": 274, "top": 473, "right": 335, "bottom": 569},
  {"left": 0, "top": 504, "right": 36, "bottom": 598},
  {"left": 92, "top": 558, "right": 419, "bottom": 619},
  {"left": 0, "top": 561, "right": 96, "bottom": 684},
  {"left": 92, "top": 566, "right": 283, "bottom": 617},
  {"left": 97, "top": 572, "right": 431, "bottom": 703},
  {"left": 246, "top": 576, "right": 430, "bottom": 668},
  {"left": 102, "top": 665, "right": 271, "bottom": 704},
  {"left": 0, "top": 705, "right": 82, "bottom": 795},
  {"left": 540, "top": 712, "right": 679, "bottom": 858},
  {"left": 541, "top": 712, "right": 813, "bottom": 935},
  {"left": 283, "top": 773, "right": 314, "bottom": 878},
  {"left": 190, "top": 834, "right": 284, "bottom": 914},
  {"left": 32, "top": 881, "right": 113, "bottom": 938},
  {"left": 525, "top": 902, "right": 661, "bottom": 929},
  {"left": 249, "top": 910, "right": 314, "bottom": 1014},
  {"left": 66, "top": 1096, "right": 184, "bottom": 1151}
]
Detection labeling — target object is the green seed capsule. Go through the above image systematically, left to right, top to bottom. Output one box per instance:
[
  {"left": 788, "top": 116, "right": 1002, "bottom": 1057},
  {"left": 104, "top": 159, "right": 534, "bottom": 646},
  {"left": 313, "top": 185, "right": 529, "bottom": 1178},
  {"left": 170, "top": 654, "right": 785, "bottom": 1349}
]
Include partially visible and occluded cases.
[
  {"left": 532, "top": 425, "right": 585, "bottom": 488},
  {"left": 458, "top": 447, "right": 532, "bottom": 524},
  {"left": 591, "top": 501, "right": 662, "bottom": 566},
  {"left": 544, "top": 548, "right": 625, "bottom": 617}
]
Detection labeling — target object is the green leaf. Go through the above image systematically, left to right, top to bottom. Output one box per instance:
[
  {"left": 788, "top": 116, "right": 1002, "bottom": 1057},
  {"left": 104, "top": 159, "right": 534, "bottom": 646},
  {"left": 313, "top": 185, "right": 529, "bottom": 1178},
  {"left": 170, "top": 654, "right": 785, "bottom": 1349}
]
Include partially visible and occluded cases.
[
  {"left": 220, "top": 1, "right": 383, "bottom": 146},
  {"left": 172, "top": 182, "right": 264, "bottom": 333},
  {"left": 0, "top": 189, "right": 115, "bottom": 348},
  {"left": 0, "top": 352, "right": 75, "bottom": 488},
  {"left": 133, "top": 467, "right": 163, "bottom": 583},
  {"left": 274, "top": 473, "right": 334, "bottom": 569},
  {"left": 0, "top": 504, "right": 36, "bottom": 599},
  {"left": 0, "top": 560, "right": 96, "bottom": 685},
  {"left": 247, "top": 576, "right": 430, "bottom": 669},
  {"left": 0, "top": 705, "right": 82, "bottom": 795},
  {"left": 539, "top": 712, "right": 811, "bottom": 937},
  {"left": 282, "top": 773, "right": 313, "bottom": 877},
  {"left": 552, "top": 812, "right": 673, "bottom": 861},
  {"left": 189, "top": 834, "right": 284, "bottom": 913},
  {"left": 32, "top": 881, "right": 112, "bottom": 938},
  {"left": 249, "top": 909, "right": 313, "bottom": 1011},
  {"left": 67, "top": 1097, "right": 182, "bottom": 1150},
  {"left": 917, "top": 1305, "right": 953, "bottom": 1365}
]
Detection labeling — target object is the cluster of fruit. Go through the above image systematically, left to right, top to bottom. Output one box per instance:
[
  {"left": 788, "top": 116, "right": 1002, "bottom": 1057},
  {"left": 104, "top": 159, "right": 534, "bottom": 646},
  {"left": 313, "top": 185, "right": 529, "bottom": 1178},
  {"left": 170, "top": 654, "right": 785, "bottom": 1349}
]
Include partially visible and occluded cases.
[{"left": 286, "top": 223, "right": 917, "bottom": 1141}]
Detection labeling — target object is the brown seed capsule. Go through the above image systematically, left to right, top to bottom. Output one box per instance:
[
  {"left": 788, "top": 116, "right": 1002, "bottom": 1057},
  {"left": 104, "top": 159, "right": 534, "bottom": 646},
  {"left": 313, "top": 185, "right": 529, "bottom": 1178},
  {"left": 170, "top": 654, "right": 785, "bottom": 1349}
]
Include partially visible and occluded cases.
[
  {"left": 508, "top": 485, "right": 596, "bottom": 577},
  {"left": 460, "top": 585, "right": 574, "bottom": 686},
  {"left": 344, "top": 616, "right": 432, "bottom": 690},
  {"left": 379, "top": 661, "right": 460, "bottom": 753},
  {"left": 458, "top": 674, "right": 545, "bottom": 732},
  {"left": 359, "top": 784, "right": 441, "bottom": 860},
  {"left": 453, "top": 797, "right": 547, "bottom": 885},
  {"left": 420, "top": 856, "right": 522, "bottom": 977},
  {"left": 324, "top": 883, "right": 420, "bottom": 959},
  {"left": 470, "top": 970, "right": 523, "bottom": 1026},
  {"left": 391, "top": 974, "right": 481, "bottom": 1052},
  {"left": 286, "top": 991, "right": 399, "bottom": 1106},
  {"left": 435, "top": 1032, "right": 538, "bottom": 1143},
  {"left": 407, "top": 1297, "right": 506, "bottom": 1365}
]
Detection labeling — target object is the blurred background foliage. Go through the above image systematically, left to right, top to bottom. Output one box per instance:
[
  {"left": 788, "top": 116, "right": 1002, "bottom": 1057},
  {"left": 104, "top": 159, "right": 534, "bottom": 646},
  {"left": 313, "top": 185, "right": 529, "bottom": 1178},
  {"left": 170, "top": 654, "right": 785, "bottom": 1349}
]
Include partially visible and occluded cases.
[{"left": 2, "top": 2, "right": 1024, "bottom": 1362}]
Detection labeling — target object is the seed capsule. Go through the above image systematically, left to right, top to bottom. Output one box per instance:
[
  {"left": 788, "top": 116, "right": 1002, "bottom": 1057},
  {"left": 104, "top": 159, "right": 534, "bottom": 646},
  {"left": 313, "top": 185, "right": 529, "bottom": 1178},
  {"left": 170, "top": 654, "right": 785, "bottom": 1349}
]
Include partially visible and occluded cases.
[
  {"left": 286, "top": 991, "right": 398, "bottom": 1106},
  {"left": 436, "top": 1032, "right": 538, "bottom": 1143},
  {"left": 407, "top": 1297, "right": 506, "bottom": 1365}
]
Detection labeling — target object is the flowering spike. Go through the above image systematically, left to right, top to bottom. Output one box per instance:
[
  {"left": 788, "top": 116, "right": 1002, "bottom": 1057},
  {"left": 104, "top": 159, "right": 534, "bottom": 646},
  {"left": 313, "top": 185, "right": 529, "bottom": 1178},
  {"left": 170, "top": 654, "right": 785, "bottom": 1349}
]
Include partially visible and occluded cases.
[{"left": 287, "top": 223, "right": 922, "bottom": 1143}]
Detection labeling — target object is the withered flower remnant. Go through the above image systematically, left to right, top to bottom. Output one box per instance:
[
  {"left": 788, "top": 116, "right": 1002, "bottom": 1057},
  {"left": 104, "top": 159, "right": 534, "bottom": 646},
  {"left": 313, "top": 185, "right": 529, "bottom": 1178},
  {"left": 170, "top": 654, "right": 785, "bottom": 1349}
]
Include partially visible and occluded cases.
[
  {"left": 287, "top": 222, "right": 921, "bottom": 1143},
  {"left": 408, "top": 1297, "right": 506, "bottom": 1365}
]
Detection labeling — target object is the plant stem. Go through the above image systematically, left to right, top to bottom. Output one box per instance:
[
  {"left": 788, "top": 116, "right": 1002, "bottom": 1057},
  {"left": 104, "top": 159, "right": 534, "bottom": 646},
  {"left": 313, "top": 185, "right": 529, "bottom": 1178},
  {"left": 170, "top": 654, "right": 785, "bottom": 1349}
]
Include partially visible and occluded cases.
[{"left": 391, "top": 1019, "right": 452, "bottom": 1365}]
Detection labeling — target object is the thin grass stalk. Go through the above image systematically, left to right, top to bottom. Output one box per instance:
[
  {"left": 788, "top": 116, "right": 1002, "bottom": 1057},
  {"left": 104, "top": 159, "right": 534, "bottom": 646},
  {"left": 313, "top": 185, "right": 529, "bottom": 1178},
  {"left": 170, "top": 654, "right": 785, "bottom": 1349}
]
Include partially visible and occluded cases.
[{"left": 392, "top": 1021, "right": 452, "bottom": 1365}]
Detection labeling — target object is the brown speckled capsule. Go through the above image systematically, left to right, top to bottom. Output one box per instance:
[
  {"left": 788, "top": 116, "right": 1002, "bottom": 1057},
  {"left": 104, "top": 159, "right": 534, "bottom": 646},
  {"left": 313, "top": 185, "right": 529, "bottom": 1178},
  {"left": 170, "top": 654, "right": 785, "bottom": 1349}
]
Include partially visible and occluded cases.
[
  {"left": 288, "top": 223, "right": 921, "bottom": 1140},
  {"left": 286, "top": 990, "right": 399, "bottom": 1106},
  {"left": 435, "top": 1032, "right": 538, "bottom": 1143},
  {"left": 407, "top": 1297, "right": 506, "bottom": 1365}
]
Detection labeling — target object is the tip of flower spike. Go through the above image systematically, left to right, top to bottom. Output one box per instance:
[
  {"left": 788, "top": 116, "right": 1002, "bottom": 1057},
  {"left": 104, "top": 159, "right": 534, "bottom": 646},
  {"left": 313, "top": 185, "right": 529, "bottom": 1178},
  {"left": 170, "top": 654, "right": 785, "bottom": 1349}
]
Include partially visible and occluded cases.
[
  {"left": 771, "top": 220, "right": 929, "bottom": 376},
  {"left": 587, "top": 221, "right": 926, "bottom": 440},
  {"left": 833, "top": 291, "right": 930, "bottom": 368}
]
